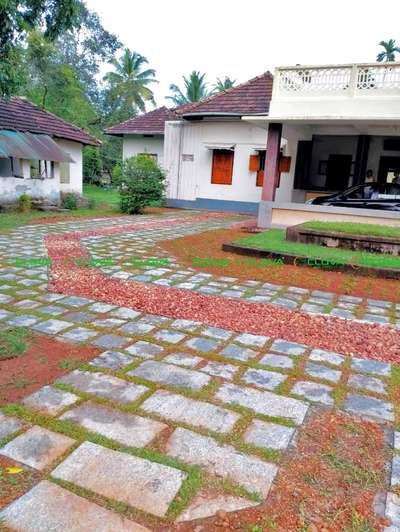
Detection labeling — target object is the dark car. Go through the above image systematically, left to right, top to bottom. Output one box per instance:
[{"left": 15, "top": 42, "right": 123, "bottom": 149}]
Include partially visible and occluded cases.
[{"left": 307, "top": 182, "right": 400, "bottom": 211}]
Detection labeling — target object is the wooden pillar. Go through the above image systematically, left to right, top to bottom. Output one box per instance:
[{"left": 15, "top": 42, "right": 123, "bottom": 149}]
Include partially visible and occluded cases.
[
  {"left": 262, "top": 123, "right": 282, "bottom": 201},
  {"left": 353, "top": 135, "right": 370, "bottom": 185}
]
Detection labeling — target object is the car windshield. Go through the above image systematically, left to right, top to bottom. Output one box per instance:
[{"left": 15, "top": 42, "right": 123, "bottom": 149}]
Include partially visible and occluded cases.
[{"left": 343, "top": 184, "right": 400, "bottom": 199}]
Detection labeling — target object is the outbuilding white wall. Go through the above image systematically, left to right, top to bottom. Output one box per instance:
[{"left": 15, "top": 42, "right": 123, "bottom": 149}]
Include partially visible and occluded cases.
[
  {"left": 165, "top": 120, "right": 267, "bottom": 206},
  {"left": 123, "top": 135, "right": 164, "bottom": 167},
  {"left": 56, "top": 139, "right": 83, "bottom": 194}
]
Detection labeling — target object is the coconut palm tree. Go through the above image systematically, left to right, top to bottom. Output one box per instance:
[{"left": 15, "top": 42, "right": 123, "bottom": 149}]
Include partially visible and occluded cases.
[
  {"left": 377, "top": 39, "right": 400, "bottom": 62},
  {"left": 104, "top": 49, "right": 157, "bottom": 119},
  {"left": 166, "top": 71, "right": 209, "bottom": 106},
  {"left": 212, "top": 76, "right": 236, "bottom": 93}
]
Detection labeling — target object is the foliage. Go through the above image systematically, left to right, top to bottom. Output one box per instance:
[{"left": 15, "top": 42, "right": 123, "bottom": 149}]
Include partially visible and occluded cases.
[
  {"left": 377, "top": 39, "right": 400, "bottom": 62},
  {"left": 103, "top": 48, "right": 157, "bottom": 122},
  {"left": 166, "top": 70, "right": 209, "bottom": 105},
  {"left": 212, "top": 76, "right": 236, "bottom": 93},
  {"left": 83, "top": 146, "right": 102, "bottom": 182},
  {"left": 115, "top": 155, "right": 165, "bottom": 214},
  {"left": 61, "top": 192, "right": 78, "bottom": 210},
  {"left": 17, "top": 194, "right": 32, "bottom": 213},
  {"left": 303, "top": 221, "right": 400, "bottom": 238}
]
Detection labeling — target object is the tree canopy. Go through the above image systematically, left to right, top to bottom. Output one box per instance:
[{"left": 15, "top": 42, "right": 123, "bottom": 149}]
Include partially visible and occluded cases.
[
  {"left": 377, "top": 39, "right": 400, "bottom": 62},
  {"left": 166, "top": 71, "right": 209, "bottom": 106}
]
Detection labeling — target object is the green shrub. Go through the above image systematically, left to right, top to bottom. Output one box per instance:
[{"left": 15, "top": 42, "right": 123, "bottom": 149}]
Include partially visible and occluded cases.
[
  {"left": 114, "top": 155, "right": 166, "bottom": 214},
  {"left": 61, "top": 192, "right": 78, "bottom": 210},
  {"left": 17, "top": 194, "right": 32, "bottom": 213},
  {"left": 87, "top": 197, "right": 97, "bottom": 210}
]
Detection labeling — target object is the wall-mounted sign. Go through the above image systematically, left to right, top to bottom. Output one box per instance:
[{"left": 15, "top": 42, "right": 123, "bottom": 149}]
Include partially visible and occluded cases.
[{"left": 182, "top": 154, "right": 194, "bottom": 162}]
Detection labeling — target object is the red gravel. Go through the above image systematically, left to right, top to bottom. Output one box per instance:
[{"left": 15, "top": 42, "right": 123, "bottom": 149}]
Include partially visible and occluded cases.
[{"left": 44, "top": 219, "right": 400, "bottom": 363}]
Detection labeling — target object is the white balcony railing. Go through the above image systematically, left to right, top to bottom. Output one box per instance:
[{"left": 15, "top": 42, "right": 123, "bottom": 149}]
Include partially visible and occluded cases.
[{"left": 274, "top": 63, "right": 400, "bottom": 98}]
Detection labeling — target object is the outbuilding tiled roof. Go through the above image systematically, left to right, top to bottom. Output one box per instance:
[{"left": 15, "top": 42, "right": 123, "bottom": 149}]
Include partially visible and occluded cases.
[
  {"left": 106, "top": 72, "right": 273, "bottom": 136},
  {"left": 0, "top": 97, "right": 99, "bottom": 146}
]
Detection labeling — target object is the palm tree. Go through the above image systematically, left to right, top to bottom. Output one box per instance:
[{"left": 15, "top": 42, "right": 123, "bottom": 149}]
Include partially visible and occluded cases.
[
  {"left": 377, "top": 39, "right": 400, "bottom": 62},
  {"left": 104, "top": 49, "right": 157, "bottom": 118},
  {"left": 166, "top": 71, "right": 209, "bottom": 106},
  {"left": 212, "top": 76, "right": 236, "bottom": 93}
]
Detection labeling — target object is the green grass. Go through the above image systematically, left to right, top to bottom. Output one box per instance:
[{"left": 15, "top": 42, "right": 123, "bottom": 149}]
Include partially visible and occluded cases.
[
  {"left": 82, "top": 184, "right": 120, "bottom": 208},
  {"left": 302, "top": 220, "right": 400, "bottom": 239},
  {"left": 236, "top": 229, "right": 400, "bottom": 270},
  {"left": 0, "top": 327, "right": 30, "bottom": 360}
]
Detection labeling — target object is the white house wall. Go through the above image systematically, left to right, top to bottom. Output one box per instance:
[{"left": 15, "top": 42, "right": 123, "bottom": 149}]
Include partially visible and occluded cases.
[
  {"left": 123, "top": 135, "right": 164, "bottom": 167},
  {"left": 56, "top": 139, "right": 83, "bottom": 195}
]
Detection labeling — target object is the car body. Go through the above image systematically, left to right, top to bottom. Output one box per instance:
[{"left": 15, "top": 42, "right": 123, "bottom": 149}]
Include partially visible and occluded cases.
[{"left": 307, "top": 182, "right": 400, "bottom": 211}]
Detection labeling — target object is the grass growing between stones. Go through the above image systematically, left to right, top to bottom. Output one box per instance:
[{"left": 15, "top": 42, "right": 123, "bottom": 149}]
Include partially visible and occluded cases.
[{"left": 0, "top": 328, "right": 29, "bottom": 360}]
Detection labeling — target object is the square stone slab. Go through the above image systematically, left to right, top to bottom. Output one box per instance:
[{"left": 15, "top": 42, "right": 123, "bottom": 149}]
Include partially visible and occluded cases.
[
  {"left": 59, "top": 296, "right": 92, "bottom": 307},
  {"left": 88, "top": 302, "right": 117, "bottom": 313},
  {"left": 37, "top": 305, "right": 67, "bottom": 316},
  {"left": 110, "top": 307, "right": 142, "bottom": 320},
  {"left": 63, "top": 311, "right": 96, "bottom": 323},
  {"left": 7, "top": 314, "right": 39, "bottom": 327},
  {"left": 93, "top": 318, "right": 126, "bottom": 329},
  {"left": 33, "top": 319, "right": 72, "bottom": 335},
  {"left": 171, "top": 319, "right": 201, "bottom": 332},
  {"left": 119, "top": 322, "right": 155, "bottom": 335},
  {"left": 201, "top": 326, "right": 233, "bottom": 341},
  {"left": 61, "top": 327, "right": 99, "bottom": 342},
  {"left": 154, "top": 329, "right": 186, "bottom": 344},
  {"left": 234, "top": 333, "right": 269, "bottom": 348},
  {"left": 92, "top": 334, "right": 131, "bottom": 349},
  {"left": 185, "top": 336, "right": 220, "bottom": 353},
  {"left": 125, "top": 340, "right": 164, "bottom": 358},
  {"left": 271, "top": 340, "right": 307, "bottom": 356},
  {"left": 220, "top": 344, "right": 258, "bottom": 362},
  {"left": 309, "top": 349, "right": 345, "bottom": 366},
  {"left": 90, "top": 351, "right": 135, "bottom": 370},
  {"left": 163, "top": 352, "right": 203, "bottom": 368},
  {"left": 260, "top": 353, "right": 294, "bottom": 369},
  {"left": 350, "top": 358, "right": 391, "bottom": 377},
  {"left": 129, "top": 360, "right": 210, "bottom": 390},
  {"left": 201, "top": 361, "right": 239, "bottom": 380},
  {"left": 305, "top": 362, "right": 341, "bottom": 383},
  {"left": 242, "top": 368, "right": 287, "bottom": 390},
  {"left": 57, "top": 370, "right": 148, "bottom": 404},
  {"left": 348, "top": 374, "right": 387, "bottom": 395},
  {"left": 292, "top": 381, "right": 334, "bottom": 405},
  {"left": 215, "top": 383, "right": 308, "bottom": 425},
  {"left": 22, "top": 385, "right": 79, "bottom": 416},
  {"left": 142, "top": 390, "right": 239, "bottom": 433},
  {"left": 344, "top": 394, "right": 394, "bottom": 422},
  {"left": 61, "top": 402, "right": 166, "bottom": 447},
  {"left": 0, "top": 412, "right": 23, "bottom": 440},
  {"left": 244, "top": 419, "right": 296, "bottom": 450},
  {"left": 0, "top": 426, "right": 74, "bottom": 470},
  {"left": 166, "top": 428, "right": 277, "bottom": 497},
  {"left": 52, "top": 441, "right": 186, "bottom": 517},
  {"left": 392, "top": 456, "right": 400, "bottom": 487},
  {"left": 0, "top": 480, "right": 149, "bottom": 532},
  {"left": 177, "top": 492, "right": 258, "bottom": 522},
  {"left": 385, "top": 492, "right": 400, "bottom": 527}
]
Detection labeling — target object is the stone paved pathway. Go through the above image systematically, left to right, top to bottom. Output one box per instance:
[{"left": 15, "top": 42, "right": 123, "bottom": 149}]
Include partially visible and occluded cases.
[{"left": 0, "top": 212, "right": 399, "bottom": 530}]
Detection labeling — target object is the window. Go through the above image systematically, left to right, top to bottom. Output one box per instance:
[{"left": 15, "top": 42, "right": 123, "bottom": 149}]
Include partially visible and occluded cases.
[
  {"left": 211, "top": 149, "right": 234, "bottom": 185},
  {"left": 256, "top": 150, "right": 266, "bottom": 187},
  {"left": 0, "top": 157, "right": 23, "bottom": 178},
  {"left": 30, "top": 160, "right": 54, "bottom": 179},
  {"left": 60, "top": 162, "right": 70, "bottom": 184}
]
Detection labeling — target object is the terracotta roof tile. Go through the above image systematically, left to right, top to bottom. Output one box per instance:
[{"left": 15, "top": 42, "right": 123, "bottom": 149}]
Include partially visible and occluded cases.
[
  {"left": 0, "top": 97, "right": 99, "bottom": 145},
  {"left": 106, "top": 106, "right": 177, "bottom": 135}
]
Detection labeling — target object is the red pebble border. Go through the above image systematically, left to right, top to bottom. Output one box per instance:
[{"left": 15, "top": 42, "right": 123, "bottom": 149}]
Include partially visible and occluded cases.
[{"left": 45, "top": 215, "right": 400, "bottom": 363}]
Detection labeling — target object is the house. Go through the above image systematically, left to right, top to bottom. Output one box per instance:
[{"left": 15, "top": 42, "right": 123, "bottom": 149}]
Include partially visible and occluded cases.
[
  {"left": 243, "top": 62, "right": 400, "bottom": 227},
  {"left": 107, "top": 73, "right": 274, "bottom": 214},
  {"left": 0, "top": 97, "right": 99, "bottom": 205}
]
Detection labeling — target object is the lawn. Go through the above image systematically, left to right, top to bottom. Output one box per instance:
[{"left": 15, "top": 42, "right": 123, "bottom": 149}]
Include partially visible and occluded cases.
[
  {"left": 83, "top": 184, "right": 120, "bottom": 208},
  {"left": 303, "top": 220, "right": 400, "bottom": 239},
  {"left": 236, "top": 229, "right": 400, "bottom": 270}
]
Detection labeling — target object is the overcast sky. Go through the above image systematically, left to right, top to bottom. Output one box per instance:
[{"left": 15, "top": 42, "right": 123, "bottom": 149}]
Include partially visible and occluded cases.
[{"left": 86, "top": 0, "right": 400, "bottom": 109}]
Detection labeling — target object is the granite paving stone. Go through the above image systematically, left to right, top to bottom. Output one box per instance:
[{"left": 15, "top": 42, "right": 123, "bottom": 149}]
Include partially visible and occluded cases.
[
  {"left": 59, "top": 296, "right": 93, "bottom": 307},
  {"left": 88, "top": 302, "right": 117, "bottom": 313},
  {"left": 37, "top": 304, "right": 67, "bottom": 316},
  {"left": 110, "top": 307, "right": 141, "bottom": 320},
  {"left": 63, "top": 311, "right": 96, "bottom": 323},
  {"left": 7, "top": 314, "right": 39, "bottom": 327},
  {"left": 93, "top": 318, "right": 126, "bottom": 328},
  {"left": 32, "top": 319, "right": 73, "bottom": 335},
  {"left": 170, "top": 319, "right": 201, "bottom": 332},
  {"left": 120, "top": 322, "right": 155, "bottom": 335},
  {"left": 201, "top": 326, "right": 233, "bottom": 341},
  {"left": 61, "top": 327, "right": 99, "bottom": 342},
  {"left": 154, "top": 329, "right": 186, "bottom": 344},
  {"left": 234, "top": 333, "right": 269, "bottom": 348},
  {"left": 92, "top": 334, "right": 131, "bottom": 349},
  {"left": 185, "top": 336, "right": 220, "bottom": 353},
  {"left": 125, "top": 340, "right": 164, "bottom": 358},
  {"left": 271, "top": 340, "right": 307, "bottom": 356},
  {"left": 220, "top": 344, "right": 259, "bottom": 362},
  {"left": 309, "top": 348, "right": 345, "bottom": 366},
  {"left": 89, "top": 350, "right": 135, "bottom": 370},
  {"left": 163, "top": 352, "right": 203, "bottom": 368},
  {"left": 260, "top": 353, "right": 294, "bottom": 369},
  {"left": 351, "top": 357, "right": 391, "bottom": 377},
  {"left": 129, "top": 360, "right": 211, "bottom": 390},
  {"left": 200, "top": 361, "right": 239, "bottom": 380},
  {"left": 305, "top": 362, "right": 342, "bottom": 383},
  {"left": 242, "top": 368, "right": 287, "bottom": 390},
  {"left": 57, "top": 370, "right": 148, "bottom": 404},
  {"left": 348, "top": 373, "right": 387, "bottom": 395},
  {"left": 291, "top": 381, "right": 334, "bottom": 405},
  {"left": 215, "top": 383, "right": 308, "bottom": 424},
  {"left": 22, "top": 385, "right": 79, "bottom": 415},
  {"left": 142, "top": 390, "right": 239, "bottom": 433},
  {"left": 344, "top": 394, "right": 394, "bottom": 422},
  {"left": 61, "top": 401, "right": 167, "bottom": 447},
  {"left": 0, "top": 412, "right": 23, "bottom": 440},
  {"left": 244, "top": 419, "right": 296, "bottom": 450},
  {"left": 0, "top": 426, "right": 75, "bottom": 470},
  {"left": 166, "top": 427, "right": 277, "bottom": 496},
  {"left": 395, "top": 431, "right": 400, "bottom": 450},
  {"left": 52, "top": 441, "right": 186, "bottom": 517},
  {"left": 391, "top": 456, "right": 400, "bottom": 486},
  {"left": 0, "top": 480, "right": 150, "bottom": 532},
  {"left": 177, "top": 492, "right": 258, "bottom": 522},
  {"left": 386, "top": 492, "right": 400, "bottom": 527}
]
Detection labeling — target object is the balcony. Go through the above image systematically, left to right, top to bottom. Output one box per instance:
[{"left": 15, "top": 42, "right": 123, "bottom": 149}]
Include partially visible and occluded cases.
[{"left": 269, "top": 63, "right": 400, "bottom": 119}]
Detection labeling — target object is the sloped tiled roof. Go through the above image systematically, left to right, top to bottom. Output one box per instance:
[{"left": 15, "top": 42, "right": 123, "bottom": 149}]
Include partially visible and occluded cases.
[
  {"left": 106, "top": 72, "right": 273, "bottom": 136},
  {"left": 0, "top": 97, "right": 99, "bottom": 146},
  {"left": 106, "top": 106, "right": 177, "bottom": 135}
]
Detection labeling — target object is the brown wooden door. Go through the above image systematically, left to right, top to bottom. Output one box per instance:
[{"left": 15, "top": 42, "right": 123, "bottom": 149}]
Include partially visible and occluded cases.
[{"left": 211, "top": 150, "right": 234, "bottom": 185}]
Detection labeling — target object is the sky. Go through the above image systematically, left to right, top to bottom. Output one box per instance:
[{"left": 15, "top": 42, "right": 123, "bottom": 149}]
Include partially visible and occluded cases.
[{"left": 86, "top": 0, "right": 400, "bottom": 109}]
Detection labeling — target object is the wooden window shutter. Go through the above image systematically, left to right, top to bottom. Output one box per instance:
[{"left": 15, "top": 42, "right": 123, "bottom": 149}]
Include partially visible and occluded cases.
[
  {"left": 211, "top": 150, "right": 234, "bottom": 185},
  {"left": 249, "top": 154, "right": 260, "bottom": 172},
  {"left": 279, "top": 156, "right": 292, "bottom": 173},
  {"left": 256, "top": 170, "right": 264, "bottom": 187}
]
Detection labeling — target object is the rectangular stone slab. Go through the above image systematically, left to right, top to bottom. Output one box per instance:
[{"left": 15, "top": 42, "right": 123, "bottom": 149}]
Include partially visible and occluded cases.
[
  {"left": 128, "top": 361, "right": 210, "bottom": 390},
  {"left": 57, "top": 370, "right": 148, "bottom": 404},
  {"left": 215, "top": 383, "right": 308, "bottom": 424},
  {"left": 141, "top": 390, "right": 239, "bottom": 433},
  {"left": 60, "top": 402, "right": 167, "bottom": 447},
  {"left": 166, "top": 428, "right": 277, "bottom": 497},
  {"left": 52, "top": 441, "right": 187, "bottom": 517},
  {"left": 0, "top": 480, "right": 149, "bottom": 532}
]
